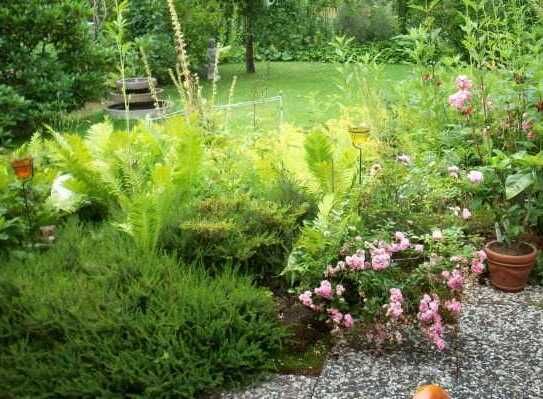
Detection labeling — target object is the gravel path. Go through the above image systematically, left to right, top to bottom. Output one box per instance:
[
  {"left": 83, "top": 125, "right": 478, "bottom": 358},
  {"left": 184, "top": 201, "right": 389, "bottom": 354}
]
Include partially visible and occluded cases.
[{"left": 223, "top": 285, "right": 543, "bottom": 399}]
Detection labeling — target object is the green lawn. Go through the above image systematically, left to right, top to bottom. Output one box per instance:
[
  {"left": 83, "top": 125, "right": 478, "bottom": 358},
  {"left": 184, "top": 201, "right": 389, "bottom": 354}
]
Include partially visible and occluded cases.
[{"left": 67, "top": 62, "right": 413, "bottom": 135}]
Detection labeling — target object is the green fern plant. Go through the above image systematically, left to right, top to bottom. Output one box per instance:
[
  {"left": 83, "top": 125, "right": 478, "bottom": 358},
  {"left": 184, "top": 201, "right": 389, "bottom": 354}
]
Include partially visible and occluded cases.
[
  {"left": 49, "top": 117, "right": 203, "bottom": 252},
  {"left": 304, "top": 130, "right": 356, "bottom": 197}
]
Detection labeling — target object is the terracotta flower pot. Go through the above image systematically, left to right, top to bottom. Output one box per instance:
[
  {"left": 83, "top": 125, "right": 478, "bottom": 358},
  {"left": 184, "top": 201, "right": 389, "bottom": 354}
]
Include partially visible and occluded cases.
[
  {"left": 10, "top": 157, "right": 33, "bottom": 180},
  {"left": 484, "top": 240, "right": 538, "bottom": 292},
  {"left": 413, "top": 385, "right": 450, "bottom": 399}
]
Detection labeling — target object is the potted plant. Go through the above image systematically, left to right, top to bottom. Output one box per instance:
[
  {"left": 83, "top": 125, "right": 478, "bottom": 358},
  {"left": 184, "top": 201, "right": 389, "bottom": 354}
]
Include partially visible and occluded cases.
[{"left": 484, "top": 152, "right": 542, "bottom": 292}]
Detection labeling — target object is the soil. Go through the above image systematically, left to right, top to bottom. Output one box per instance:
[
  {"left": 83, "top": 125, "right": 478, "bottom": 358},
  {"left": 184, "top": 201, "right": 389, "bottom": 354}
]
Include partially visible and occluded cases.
[
  {"left": 488, "top": 241, "right": 534, "bottom": 256},
  {"left": 275, "top": 295, "right": 331, "bottom": 375}
]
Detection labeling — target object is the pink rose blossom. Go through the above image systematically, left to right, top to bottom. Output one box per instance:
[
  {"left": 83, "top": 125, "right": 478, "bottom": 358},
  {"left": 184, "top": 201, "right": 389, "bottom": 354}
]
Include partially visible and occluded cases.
[
  {"left": 455, "top": 75, "right": 473, "bottom": 90},
  {"left": 449, "top": 90, "right": 472, "bottom": 111},
  {"left": 467, "top": 170, "right": 483, "bottom": 183},
  {"left": 462, "top": 208, "right": 472, "bottom": 220},
  {"left": 395, "top": 231, "right": 406, "bottom": 241},
  {"left": 399, "top": 238, "right": 411, "bottom": 250},
  {"left": 389, "top": 243, "right": 402, "bottom": 253},
  {"left": 414, "top": 244, "right": 424, "bottom": 252},
  {"left": 371, "top": 248, "right": 391, "bottom": 270},
  {"left": 346, "top": 251, "right": 366, "bottom": 270},
  {"left": 471, "top": 259, "right": 485, "bottom": 274},
  {"left": 444, "top": 269, "right": 464, "bottom": 290},
  {"left": 314, "top": 280, "right": 333, "bottom": 299},
  {"left": 336, "top": 284, "right": 345, "bottom": 296},
  {"left": 390, "top": 288, "right": 404, "bottom": 303},
  {"left": 387, "top": 289, "right": 405, "bottom": 320},
  {"left": 299, "top": 291, "right": 313, "bottom": 307},
  {"left": 418, "top": 294, "right": 439, "bottom": 322},
  {"left": 418, "top": 295, "right": 446, "bottom": 350},
  {"left": 445, "top": 298, "right": 462, "bottom": 315},
  {"left": 387, "top": 301, "right": 403, "bottom": 319},
  {"left": 328, "top": 308, "right": 343, "bottom": 324},
  {"left": 343, "top": 313, "right": 354, "bottom": 328},
  {"left": 434, "top": 337, "right": 446, "bottom": 351}
]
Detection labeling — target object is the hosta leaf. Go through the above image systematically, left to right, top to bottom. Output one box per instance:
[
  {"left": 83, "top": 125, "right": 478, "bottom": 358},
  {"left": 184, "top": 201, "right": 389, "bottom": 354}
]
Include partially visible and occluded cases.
[{"left": 505, "top": 173, "right": 534, "bottom": 199}]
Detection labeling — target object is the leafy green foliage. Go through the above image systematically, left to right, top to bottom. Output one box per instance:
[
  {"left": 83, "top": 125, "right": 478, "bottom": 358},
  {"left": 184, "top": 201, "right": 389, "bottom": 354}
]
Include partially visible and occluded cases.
[
  {"left": 0, "top": 0, "right": 108, "bottom": 138},
  {"left": 125, "top": 0, "right": 223, "bottom": 81},
  {"left": 254, "top": 0, "right": 334, "bottom": 56},
  {"left": 336, "top": 0, "right": 399, "bottom": 43},
  {"left": 49, "top": 118, "right": 204, "bottom": 252},
  {"left": 304, "top": 130, "right": 356, "bottom": 196},
  {"left": 0, "top": 137, "right": 60, "bottom": 252},
  {"left": 170, "top": 193, "right": 307, "bottom": 279},
  {"left": 0, "top": 220, "right": 285, "bottom": 398}
]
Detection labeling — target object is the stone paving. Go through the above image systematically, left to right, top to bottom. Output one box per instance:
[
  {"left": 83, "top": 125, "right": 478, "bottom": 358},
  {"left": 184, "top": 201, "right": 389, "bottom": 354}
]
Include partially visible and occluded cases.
[{"left": 223, "top": 285, "right": 543, "bottom": 399}]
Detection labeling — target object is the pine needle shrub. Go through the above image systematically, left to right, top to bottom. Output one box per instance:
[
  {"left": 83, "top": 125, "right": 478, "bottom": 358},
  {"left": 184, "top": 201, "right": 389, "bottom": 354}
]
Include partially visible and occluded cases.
[
  {"left": 170, "top": 193, "right": 308, "bottom": 279},
  {"left": 0, "top": 220, "right": 285, "bottom": 398}
]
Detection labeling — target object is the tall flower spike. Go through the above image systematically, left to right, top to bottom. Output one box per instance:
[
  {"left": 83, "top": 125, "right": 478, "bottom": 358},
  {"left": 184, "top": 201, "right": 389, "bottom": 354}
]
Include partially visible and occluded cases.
[{"left": 166, "top": 0, "right": 194, "bottom": 113}]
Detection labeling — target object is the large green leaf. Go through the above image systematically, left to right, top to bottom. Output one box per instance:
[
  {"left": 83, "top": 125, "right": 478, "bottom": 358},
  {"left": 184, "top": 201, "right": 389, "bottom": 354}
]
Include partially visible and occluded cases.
[{"left": 505, "top": 173, "right": 534, "bottom": 199}]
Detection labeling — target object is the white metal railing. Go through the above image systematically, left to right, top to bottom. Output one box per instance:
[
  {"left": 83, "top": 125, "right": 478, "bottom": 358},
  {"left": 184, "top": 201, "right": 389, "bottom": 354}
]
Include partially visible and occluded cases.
[{"left": 146, "top": 95, "right": 284, "bottom": 128}]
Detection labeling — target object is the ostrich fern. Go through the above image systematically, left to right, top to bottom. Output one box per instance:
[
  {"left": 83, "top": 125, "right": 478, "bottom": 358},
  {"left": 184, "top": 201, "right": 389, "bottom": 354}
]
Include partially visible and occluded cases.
[
  {"left": 50, "top": 117, "right": 203, "bottom": 252},
  {"left": 303, "top": 130, "right": 357, "bottom": 198}
]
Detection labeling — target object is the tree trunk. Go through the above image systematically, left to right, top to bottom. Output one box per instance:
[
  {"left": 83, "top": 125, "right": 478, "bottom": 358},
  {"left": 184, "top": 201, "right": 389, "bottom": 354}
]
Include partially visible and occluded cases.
[
  {"left": 398, "top": 0, "right": 408, "bottom": 34},
  {"left": 245, "top": 16, "right": 256, "bottom": 73}
]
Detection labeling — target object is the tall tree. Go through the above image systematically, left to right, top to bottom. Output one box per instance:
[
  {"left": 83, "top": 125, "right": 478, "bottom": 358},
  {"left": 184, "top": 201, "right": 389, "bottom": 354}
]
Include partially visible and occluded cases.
[
  {"left": 221, "top": 0, "right": 265, "bottom": 73},
  {"left": 397, "top": 0, "right": 409, "bottom": 33}
]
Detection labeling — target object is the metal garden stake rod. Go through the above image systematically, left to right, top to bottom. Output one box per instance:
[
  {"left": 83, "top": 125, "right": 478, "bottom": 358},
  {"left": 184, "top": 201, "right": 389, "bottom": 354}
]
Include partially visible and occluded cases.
[
  {"left": 349, "top": 126, "right": 371, "bottom": 214},
  {"left": 349, "top": 126, "right": 370, "bottom": 183},
  {"left": 10, "top": 157, "right": 34, "bottom": 236},
  {"left": 22, "top": 180, "right": 32, "bottom": 232}
]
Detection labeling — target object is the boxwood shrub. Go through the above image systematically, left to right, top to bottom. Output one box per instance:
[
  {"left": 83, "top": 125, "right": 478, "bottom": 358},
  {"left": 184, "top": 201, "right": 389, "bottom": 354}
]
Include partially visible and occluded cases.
[{"left": 0, "top": 221, "right": 285, "bottom": 398}]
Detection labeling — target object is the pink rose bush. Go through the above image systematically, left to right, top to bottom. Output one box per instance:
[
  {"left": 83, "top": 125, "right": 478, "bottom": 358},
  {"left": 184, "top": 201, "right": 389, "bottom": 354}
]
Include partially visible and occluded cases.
[{"left": 297, "top": 229, "right": 487, "bottom": 350}]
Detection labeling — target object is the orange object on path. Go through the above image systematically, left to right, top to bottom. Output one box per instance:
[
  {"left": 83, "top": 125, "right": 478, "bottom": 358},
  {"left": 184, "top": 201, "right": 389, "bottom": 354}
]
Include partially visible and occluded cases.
[{"left": 413, "top": 384, "right": 451, "bottom": 399}]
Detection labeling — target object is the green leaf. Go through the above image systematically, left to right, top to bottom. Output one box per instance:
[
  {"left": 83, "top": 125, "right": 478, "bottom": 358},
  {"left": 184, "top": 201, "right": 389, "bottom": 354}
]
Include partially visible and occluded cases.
[{"left": 505, "top": 173, "right": 534, "bottom": 199}]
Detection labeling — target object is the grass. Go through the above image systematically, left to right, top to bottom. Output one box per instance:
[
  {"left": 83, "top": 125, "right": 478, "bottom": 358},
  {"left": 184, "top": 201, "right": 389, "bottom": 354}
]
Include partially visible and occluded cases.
[{"left": 62, "top": 62, "right": 413, "bottom": 135}]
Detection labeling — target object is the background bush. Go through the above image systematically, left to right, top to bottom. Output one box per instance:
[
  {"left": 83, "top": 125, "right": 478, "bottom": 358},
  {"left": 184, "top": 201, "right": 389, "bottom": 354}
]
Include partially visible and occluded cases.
[
  {"left": 0, "top": 0, "right": 108, "bottom": 139},
  {"left": 125, "top": 0, "right": 223, "bottom": 82},
  {"left": 254, "top": 0, "right": 335, "bottom": 62},
  {"left": 336, "top": 0, "right": 399, "bottom": 43},
  {"left": 0, "top": 221, "right": 285, "bottom": 398}
]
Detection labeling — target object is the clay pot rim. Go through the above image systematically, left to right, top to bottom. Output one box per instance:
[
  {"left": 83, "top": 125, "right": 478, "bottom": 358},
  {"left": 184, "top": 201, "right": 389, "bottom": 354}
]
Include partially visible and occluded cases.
[
  {"left": 11, "top": 157, "right": 33, "bottom": 166},
  {"left": 484, "top": 240, "right": 538, "bottom": 263}
]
